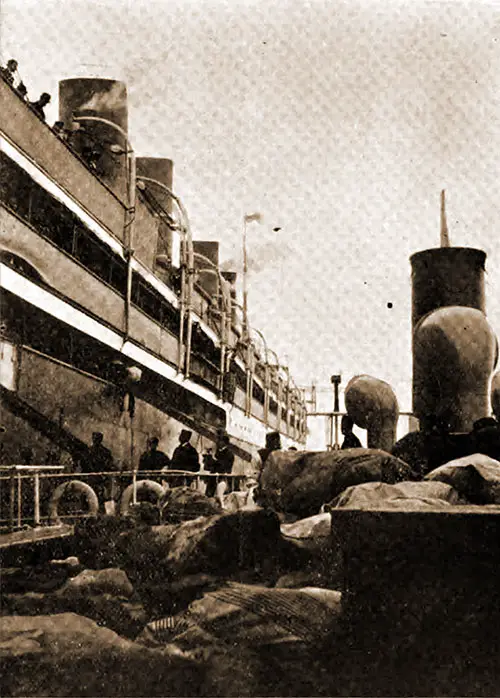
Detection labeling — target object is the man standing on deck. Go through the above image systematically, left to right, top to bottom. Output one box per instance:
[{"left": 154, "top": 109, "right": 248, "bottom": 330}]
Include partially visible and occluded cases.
[
  {"left": 471, "top": 417, "right": 500, "bottom": 462},
  {"left": 171, "top": 430, "right": 199, "bottom": 472},
  {"left": 258, "top": 431, "right": 282, "bottom": 467},
  {"left": 79, "top": 432, "right": 117, "bottom": 512},
  {"left": 82, "top": 432, "right": 114, "bottom": 473},
  {"left": 203, "top": 433, "right": 235, "bottom": 497},
  {"left": 213, "top": 433, "right": 235, "bottom": 474},
  {"left": 139, "top": 437, "right": 171, "bottom": 471}
]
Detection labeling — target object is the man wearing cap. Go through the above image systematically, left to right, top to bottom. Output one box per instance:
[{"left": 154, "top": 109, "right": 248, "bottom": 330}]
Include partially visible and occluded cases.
[
  {"left": 340, "top": 415, "right": 362, "bottom": 450},
  {"left": 171, "top": 430, "right": 199, "bottom": 472},
  {"left": 80, "top": 432, "right": 117, "bottom": 511},
  {"left": 203, "top": 432, "right": 235, "bottom": 497}
]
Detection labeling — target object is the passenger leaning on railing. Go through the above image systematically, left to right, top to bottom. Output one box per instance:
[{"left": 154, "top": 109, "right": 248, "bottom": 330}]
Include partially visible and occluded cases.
[
  {"left": 1, "top": 59, "right": 28, "bottom": 102},
  {"left": 15, "top": 82, "right": 28, "bottom": 101},
  {"left": 28, "top": 92, "right": 51, "bottom": 122},
  {"left": 52, "top": 121, "right": 69, "bottom": 141},
  {"left": 258, "top": 431, "right": 282, "bottom": 467},
  {"left": 214, "top": 434, "right": 235, "bottom": 474}
]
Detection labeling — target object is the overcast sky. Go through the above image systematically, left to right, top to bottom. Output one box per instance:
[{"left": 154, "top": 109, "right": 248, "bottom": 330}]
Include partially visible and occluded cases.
[{"left": 3, "top": 0, "right": 500, "bottom": 410}]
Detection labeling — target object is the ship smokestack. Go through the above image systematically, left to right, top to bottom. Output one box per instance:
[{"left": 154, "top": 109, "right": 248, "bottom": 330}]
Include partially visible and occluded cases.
[
  {"left": 59, "top": 78, "right": 129, "bottom": 204},
  {"left": 136, "top": 157, "right": 175, "bottom": 269},
  {"left": 440, "top": 190, "right": 450, "bottom": 248},
  {"left": 193, "top": 241, "right": 220, "bottom": 299},
  {"left": 410, "top": 244, "right": 495, "bottom": 431},
  {"left": 410, "top": 247, "right": 486, "bottom": 329}
]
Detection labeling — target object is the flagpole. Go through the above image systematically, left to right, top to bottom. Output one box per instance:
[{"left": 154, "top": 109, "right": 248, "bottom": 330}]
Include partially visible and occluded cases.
[{"left": 242, "top": 216, "right": 249, "bottom": 341}]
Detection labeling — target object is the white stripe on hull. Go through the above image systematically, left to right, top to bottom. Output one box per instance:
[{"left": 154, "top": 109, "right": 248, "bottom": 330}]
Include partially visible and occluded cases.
[
  {"left": 0, "top": 133, "right": 219, "bottom": 342},
  {"left": 0, "top": 263, "right": 296, "bottom": 448}
]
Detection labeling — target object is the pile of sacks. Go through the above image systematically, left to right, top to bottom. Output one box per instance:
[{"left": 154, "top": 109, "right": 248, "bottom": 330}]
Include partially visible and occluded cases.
[
  {"left": 258, "top": 447, "right": 500, "bottom": 517},
  {"left": 5, "top": 448, "right": 500, "bottom": 697},
  {"left": 256, "top": 448, "right": 415, "bottom": 518},
  {"left": 424, "top": 452, "right": 500, "bottom": 504},
  {"left": 1, "top": 505, "right": 341, "bottom": 697},
  {"left": 1, "top": 561, "right": 147, "bottom": 640},
  {"left": 137, "top": 582, "right": 343, "bottom": 697}
]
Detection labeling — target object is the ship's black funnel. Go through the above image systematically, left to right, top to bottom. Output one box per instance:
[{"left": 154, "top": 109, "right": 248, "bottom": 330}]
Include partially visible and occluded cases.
[{"left": 59, "top": 78, "right": 129, "bottom": 203}]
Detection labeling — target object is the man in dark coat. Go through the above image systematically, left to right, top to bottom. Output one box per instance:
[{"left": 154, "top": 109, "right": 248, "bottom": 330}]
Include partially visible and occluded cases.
[
  {"left": 391, "top": 415, "right": 454, "bottom": 478},
  {"left": 171, "top": 430, "right": 199, "bottom": 472},
  {"left": 258, "top": 431, "right": 282, "bottom": 467},
  {"left": 80, "top": 432, "right": 117, "bottom": 507},
  {"left": 82, "top": 432, "right": 114, "bottom": 473},
  {"left": 203, "top": 433, "right": 235, "bottom": 497},
  {"left": 214, "top": 433, "right": 235, "bottom": 474},
  {"left": 139, "top": 437, "right": 170, "bottom": 471}
]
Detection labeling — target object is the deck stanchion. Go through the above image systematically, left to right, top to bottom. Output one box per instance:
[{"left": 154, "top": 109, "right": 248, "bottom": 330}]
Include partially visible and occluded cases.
[
  {"left": 1, "top": 465, "right": 66, "bottom": 537},
  {"left": 9, "top": 469, "right": 15, "bottom": 532},
  {"left": 132, "top": 470, "right": 137, "bottom": 505},
  {"left": 34, "top": 472, "right": 40, "bottom": 526},
  {"left": 17, "top": 473, "right": 22, "bottom": 528}
]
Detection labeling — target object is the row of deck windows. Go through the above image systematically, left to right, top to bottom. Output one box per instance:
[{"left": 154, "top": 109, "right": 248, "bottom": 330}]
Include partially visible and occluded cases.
[
  {"left": 0, "top": 151, "right": 303, "bottom": 432},
  {"left": 0, "top": 152, "right": 129, "bottom": 295},
  {"left": 1, "top": 152, "right": 184, "bottom": 340}
]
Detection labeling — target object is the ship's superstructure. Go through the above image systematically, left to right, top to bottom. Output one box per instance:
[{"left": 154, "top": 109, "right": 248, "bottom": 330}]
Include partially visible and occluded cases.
[{"left": 0, "top": 75, "right": 307, "bottom": 470}]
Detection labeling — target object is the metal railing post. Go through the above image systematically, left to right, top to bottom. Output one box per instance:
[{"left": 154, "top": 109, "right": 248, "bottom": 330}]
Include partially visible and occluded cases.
[
  {"left": 135, "top": 176, "right": 194, "bottom": 377},
  {"left": 178, "top": 254, "right": 186, "bottom": 371},
  {"left": 264, "top": 363, "right": 270, "bottom": 424},
  {"left": 277, "top": 376, "right": 283, "bottom": 429},
  {"left": 9, "top": 469, "right": 15, "bottom": 532},
  {"left": 132, "top": 469, "right": 137, "bottom": 505},
  {"left": 17, "top": 472, "right": 22, "bottom": 528},
  {"left": 34, "top": 472, "right": 40, "bottom": 526}
]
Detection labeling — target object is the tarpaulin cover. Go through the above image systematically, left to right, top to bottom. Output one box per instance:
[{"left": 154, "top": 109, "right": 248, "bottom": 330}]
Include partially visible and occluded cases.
[
  {"left": 259, "top": 448, "right": 413, "bottom": 517},
  {"left": 425, "top": 453, "right": 500, "bottom": 504},
  {"left": 330, "top": 480, "right": 461, "bottom": 510}
]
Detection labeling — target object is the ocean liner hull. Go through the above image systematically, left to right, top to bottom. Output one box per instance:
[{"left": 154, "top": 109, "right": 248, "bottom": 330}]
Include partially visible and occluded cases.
[{"left": 0, "top": 75, "right": 306, "bottom": 475}]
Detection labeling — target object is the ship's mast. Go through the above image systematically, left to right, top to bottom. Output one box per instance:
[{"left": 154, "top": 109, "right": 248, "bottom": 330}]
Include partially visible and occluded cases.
[{"left": 440, "top": 189, "right": 450, "bottom": 247}]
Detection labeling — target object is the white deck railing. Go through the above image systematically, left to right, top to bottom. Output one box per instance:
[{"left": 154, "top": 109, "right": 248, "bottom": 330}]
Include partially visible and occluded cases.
[{"left": 0, "top": 465, "right": 247, "bottom": 533}]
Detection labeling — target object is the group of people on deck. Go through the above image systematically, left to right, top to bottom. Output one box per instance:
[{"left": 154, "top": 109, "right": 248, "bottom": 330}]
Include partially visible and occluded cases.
[
  {"left": 1, "top": 58, "right": 52, "bottom": 120},
  {"left": 73, "top": 410, "right": 500, "bottom": 480},
  {"left": 76, "top": 429, "right": 235, "bottom": 475},
  {"left": 139, "top": 429, "right": 235, "bottom": 474}
]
